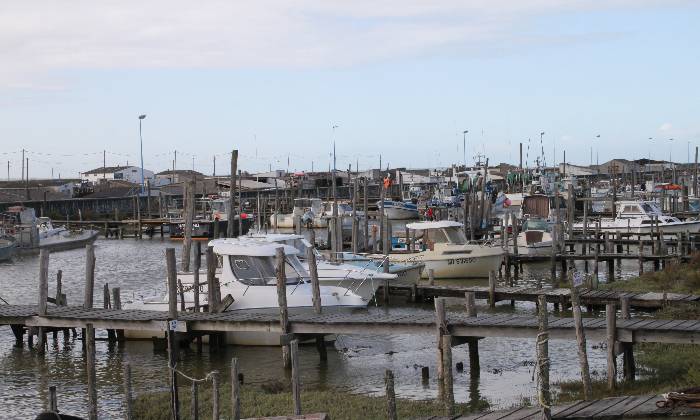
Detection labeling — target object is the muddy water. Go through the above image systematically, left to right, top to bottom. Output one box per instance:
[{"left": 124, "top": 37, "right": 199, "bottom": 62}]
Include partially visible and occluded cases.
[{"left": 0, "top": 237, "right": 644, "bottom": 419}]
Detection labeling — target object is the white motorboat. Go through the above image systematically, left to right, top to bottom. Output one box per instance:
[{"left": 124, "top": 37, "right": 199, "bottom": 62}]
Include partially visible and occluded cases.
[
  {"left": 270, "top": 198, "right": 328, "bottom": 228},
  {"left": 379, "top": 199, "right": 419, "bottom": 220},
  {"left": 572, "top": 200, "right": 700, "bottom": 235},
  {"left": 36, "top": 217, "right": 99, "bottom": 252},
  {"left": 515, "top": 217, "right": 553, "bottom": 256},
  {"left": 369, "top": 221, "right": 503, "bottom": 279},
  {"left": 241, "top": 233, "right": 401, "bottom": 300},
  {"left": 125, "top": 241, "right": 366, "bottom": 345}
]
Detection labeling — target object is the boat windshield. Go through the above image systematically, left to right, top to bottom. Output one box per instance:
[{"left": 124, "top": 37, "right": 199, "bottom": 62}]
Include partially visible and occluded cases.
[
  {"left": 211, "top": 201, "right": 227, "bottom": 213},
  {"left": 338, "top": 203, "right": 353, "bottom": 212},
  {"left": 523, "top": 219, "right": 548, "bottom": 231},
  {"left": 443, "top": 227, "right": 467, "bottom": 244},
  {"left": 229, "top": 255, "right": 305, "bottom": 286}
]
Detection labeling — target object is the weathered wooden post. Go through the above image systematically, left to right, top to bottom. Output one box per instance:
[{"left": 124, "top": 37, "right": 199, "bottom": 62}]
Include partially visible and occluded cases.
[
  {"left": 227, "top": 150, "right": 238, "bottom": 238},
  {"left": 352, "top": 177, "right": 359, "bottom": 254},
  {"left": 363, "top": 178, "right": 369, "bottom": 251},
  {"left": 182, "top": 180, "right": 195, "bottom": 271},
  {"left": 379, "top": 184, "right": 386, "bottom": 253},
  {"left": 638, "top": 238, "right": 644, "bottom": 276},
  {"left": 193, "top": 241, "right": 201, "bottom": 312},
  {"left": 84, "top": 244, "right": 96, "bottom": 309},
  {"left": 206, "top": 246, "right": 219, "bottom": 313},
  {"left": 307, "top": 246, "right": 322, "bottom": 315},
  {"left": 276, "top": 247, "right": 291, "bottom": 368},
  {"left": 166, "top": 248, "right": 181, "bottom": 420},
  {"left": 37, "top": 249, "right": 49, "bottom": 353},
  {"left": 428, "top": 268, "right": 435, "bottom": 286},
  {"left": 488, "top": 271, "right": 496, "bottom": 308},
  {"left": 570, "top": 285, "right": 593, "bottom": 400},
  {"left": 464, "top": 291, "right": 480, "bottom": 377},
  {"left": 537, "top": 295, "right": 551, "bottom": 420},
  {"left": 435, "top": 297, "right": 447, "bottom": 396},
  {"left": 620, "top": 297, "right": 635, "bottom": 382},
  {"left": 606, "top": 303, "right": 617, "bottom": 390},
  {"left": 86, "top": 323, "right": 98, "bottom": 420},
  {"left": 442, "top": 334, "right": 455, "bottom": 415},
  {"left": 291, "top": 339, "right": 302, "bottom": 415},
  {"left": 231, "top": 357, "right": 240, "bottom": 420},
  {"left": 124, "top": 363, "right": 133, "bottom": 420},
  {"left": 385, "top": 369, "right": 397, "bottom": 420},
  {"left": 212, "top": 371, "right": 220, "bottom": 420},
  {"left": 190, "top": 382, "right": 199, "bottom": 420},
  {"left": 49, "top": 385, "right": 58, "bottom": 413}
]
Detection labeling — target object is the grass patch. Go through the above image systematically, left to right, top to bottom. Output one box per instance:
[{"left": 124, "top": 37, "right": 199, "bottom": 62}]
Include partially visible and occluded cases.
[
  {"left": 604, "top": 252, "right": 700, "bottom": 294},
  {"left": 554, "top": 255, "right": 700, "bottom": 403},
  {"left": 133, "top": 381, "right": 486, "bottom": 420}
]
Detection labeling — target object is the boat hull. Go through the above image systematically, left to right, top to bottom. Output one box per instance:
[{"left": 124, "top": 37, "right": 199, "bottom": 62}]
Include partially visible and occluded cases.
[
  {"left": 383, "top": 207, "right": 419, "bottom": 220},
  {"left": 572, "top": 220, "right": 700, "bottom": 235},
  {"left": 39, "top": 230, "right": 99, "bottom": 252}
]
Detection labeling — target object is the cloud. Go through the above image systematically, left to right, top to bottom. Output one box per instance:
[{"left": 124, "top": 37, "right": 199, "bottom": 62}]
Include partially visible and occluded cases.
[{"left": 0, "top": 0, "right": 694, "bottom": 89}]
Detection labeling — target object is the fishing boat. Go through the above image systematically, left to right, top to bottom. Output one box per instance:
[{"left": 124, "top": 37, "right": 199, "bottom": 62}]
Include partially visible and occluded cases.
[
  {"left": 169, "top": 197, "right": 254, "bottom": 239},
  {"left": 270, "top": 198, "right": 328, "bottom": 229},
  {"left": 379, "top": 199, "right": 419, "bottom": 220},
  {"left": 572, "top": 200, "right": 700, "bottom": 234},
  {"left": 36, "top": 217, "right": 100, "bottom": 252},
  {"left": 515, "top": 217, "right": 553, "bottom": 255},
  {"left": 370, "top": 221, "right": 503, "bottom": 279},
  {"left": 239, "top": 233, "right": 404, "bottom": 300},
  {"left": 0, "top": 236, "right": 17, "bottom": 262},
  {"left": 125, "top": 241, "right": 365, "bottom": 345}
]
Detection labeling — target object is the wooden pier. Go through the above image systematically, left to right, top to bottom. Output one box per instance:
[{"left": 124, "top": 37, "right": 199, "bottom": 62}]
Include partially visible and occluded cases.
[
  {"left": 387, "top": 283, "right": 700, "bottom": 309},
  {"left": 3, "top": 304, "right": 700, "bottom": 345},
  {"left": 424, "top": 394, "right": 700, "bottom": 419}
]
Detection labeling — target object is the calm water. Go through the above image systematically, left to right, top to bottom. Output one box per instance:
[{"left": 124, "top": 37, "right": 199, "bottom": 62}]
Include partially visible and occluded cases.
[{"left": 0, "top": 236, "right": 646, "bottom": 419}]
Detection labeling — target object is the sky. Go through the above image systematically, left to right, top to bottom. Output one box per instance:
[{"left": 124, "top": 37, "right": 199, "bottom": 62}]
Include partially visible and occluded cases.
[{"left": 1, "top": 0, "right": 699, "bottom": 179}]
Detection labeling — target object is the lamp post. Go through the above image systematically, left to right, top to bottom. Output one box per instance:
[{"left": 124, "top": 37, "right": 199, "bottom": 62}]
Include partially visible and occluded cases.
[
  {"left": 138, "top": 114, "right": 146, "bottom": 193},
  {"left": 463, "top": 130, "right": 468, "bottom": 168}
]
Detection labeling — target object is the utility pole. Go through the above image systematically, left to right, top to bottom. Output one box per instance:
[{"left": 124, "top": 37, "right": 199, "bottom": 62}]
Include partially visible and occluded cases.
[
  {"left": 21, "top": 149, "right": 25, "bottom": 181},
  {"left": 103, "top": 150, "right": 106, "bottom": 180},
  {"left": 174, "top": 150, "right": 177, "bottom": 171},
  {"left": 213, "top": 155, "right": 216, "bottom": 176}
]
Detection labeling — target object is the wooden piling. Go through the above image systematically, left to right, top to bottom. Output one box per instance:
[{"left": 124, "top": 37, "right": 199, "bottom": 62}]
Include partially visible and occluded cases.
[
  {"left": 228, "top": 150, "right": 238, "bottom": 238},
  {"left": 352, "top": 177, "right": 359, "bottom": 254},
  {"left": 363, "top": 178, "right": 369, "bottom": 251},
  {"left": 182, "top": 180, "right": 194, "bottom": 271},
  {"left": 193, "top": 242, "right": 201, "bottom": 312},
  {"left": 84, "top": 244, "right": 95, "bottom": 309},
  {"left": 307, "top": 244, "right": 322, "bottom": 314},
  {"left": 206, "top": 246, "right": 218, "bottom": 312},
  {"left": 276, "top": 247, "right": 291, "bottom": 368},
  {"left": 166, "top": 248, "right": 181, "bottom": 420},
  {"left": 37, "top": 249, "right": 49, "bottom": 353},
  {"left": 428, "top": 268, "right": 435, "bottom": 286},
  {"left": 488, "top": 271, "right": 496, "bottom": 308},
  {"left": 570, "top": 285, "right": 592, "bottom": 400},
  {"left": 465, "top": 292, "right": 476, "bottom": 317},
  {"left": 537, "top": 295, "right": 551, "bottom": 420},
  {"left": 620, "top": 297, "right": 635, "bottom": 382},
  {"left": 435, "top": 298, "right": 446, "bottom": 386},
  {"left": 606, "top": 303, "right": 617, "bottom": 390},
  {"left": 86, "top": 323, "right": 97, "bottom": 420},
  {"left": 442, "top": 334, "right": 454, "bottom": 415},
  {"left": 291, "top": 339, "right": 302, "bottom": 415},
  {"left": 231, "top": 357, "right": 240, "bottom": 420},
  {"left": 124, "top": 363, "right": 133, "bottom": 420},
  {"left": 385, "top": 369, "right": 397, "bottom": 420},
  {"left": 212, "top": 371, "right": 220, "bottom": 420},
  {"left": 191, "top": 382, "right": 199, "bottom": 420},
  {"left": 49, "top": 385, "right": 57, "bottom": 413}
]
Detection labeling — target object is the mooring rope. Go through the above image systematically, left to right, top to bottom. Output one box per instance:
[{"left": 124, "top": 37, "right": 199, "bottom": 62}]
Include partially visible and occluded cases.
[{"left": 169, "top": 361, "right": 217, "bottom": 383}]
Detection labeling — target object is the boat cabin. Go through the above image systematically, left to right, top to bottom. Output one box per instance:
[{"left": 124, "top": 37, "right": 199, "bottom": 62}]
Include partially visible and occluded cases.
[
  {"left": 615, "top": 201, "right": 678, "bottom": 223},
  {"left": 405, "top": 221, "right": 467, "bottom": 250},
  {"left": 209, "top": 240, "right": 309, "bottom": 286}
]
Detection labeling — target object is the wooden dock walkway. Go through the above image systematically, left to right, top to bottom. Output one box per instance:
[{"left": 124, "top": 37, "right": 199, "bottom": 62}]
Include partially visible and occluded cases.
[
  {"left": 388, "top": 283, "right": 700, "bottom": 309},
  {"left": 3, "top": 305, "right": 700, "bottom": 344},
  {"left": 423, "top": 394, "right": 700, "bottom": 419}
]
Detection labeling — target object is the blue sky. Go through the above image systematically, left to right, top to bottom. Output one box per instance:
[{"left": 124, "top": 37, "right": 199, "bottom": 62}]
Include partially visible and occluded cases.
[{"left": 1, "top": 1, "right": 699, "bottom": 178}]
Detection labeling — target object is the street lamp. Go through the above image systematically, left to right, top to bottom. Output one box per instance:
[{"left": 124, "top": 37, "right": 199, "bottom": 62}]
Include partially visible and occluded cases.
[
  {"left": 138, "top": 114, "right": 146, "bottom": 193},
  {"left": 463, "top": 130, "right": 468, "bottom": 168}
]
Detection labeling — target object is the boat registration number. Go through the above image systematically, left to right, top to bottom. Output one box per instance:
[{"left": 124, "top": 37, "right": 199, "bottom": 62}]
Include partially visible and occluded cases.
[{"left": 447, "top": 257, "right": 475, "bottom": 265}]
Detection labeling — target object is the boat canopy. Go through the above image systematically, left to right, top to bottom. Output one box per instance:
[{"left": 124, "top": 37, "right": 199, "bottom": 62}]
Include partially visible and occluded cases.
[
  {"left": 406, "top": 221, "right": 463, "bottom": 230},
  {"left": 209, "top": 239, "right": 299, "bottom": 257}
]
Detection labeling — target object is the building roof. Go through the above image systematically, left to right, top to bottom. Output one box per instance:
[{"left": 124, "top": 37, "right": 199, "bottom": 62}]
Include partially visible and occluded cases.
[
  {"left": 83, "top": 166, "right": 132, "bottom": 175},
  {"left": 156, "top": 169, "right": 203, "bottom": 176}
]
